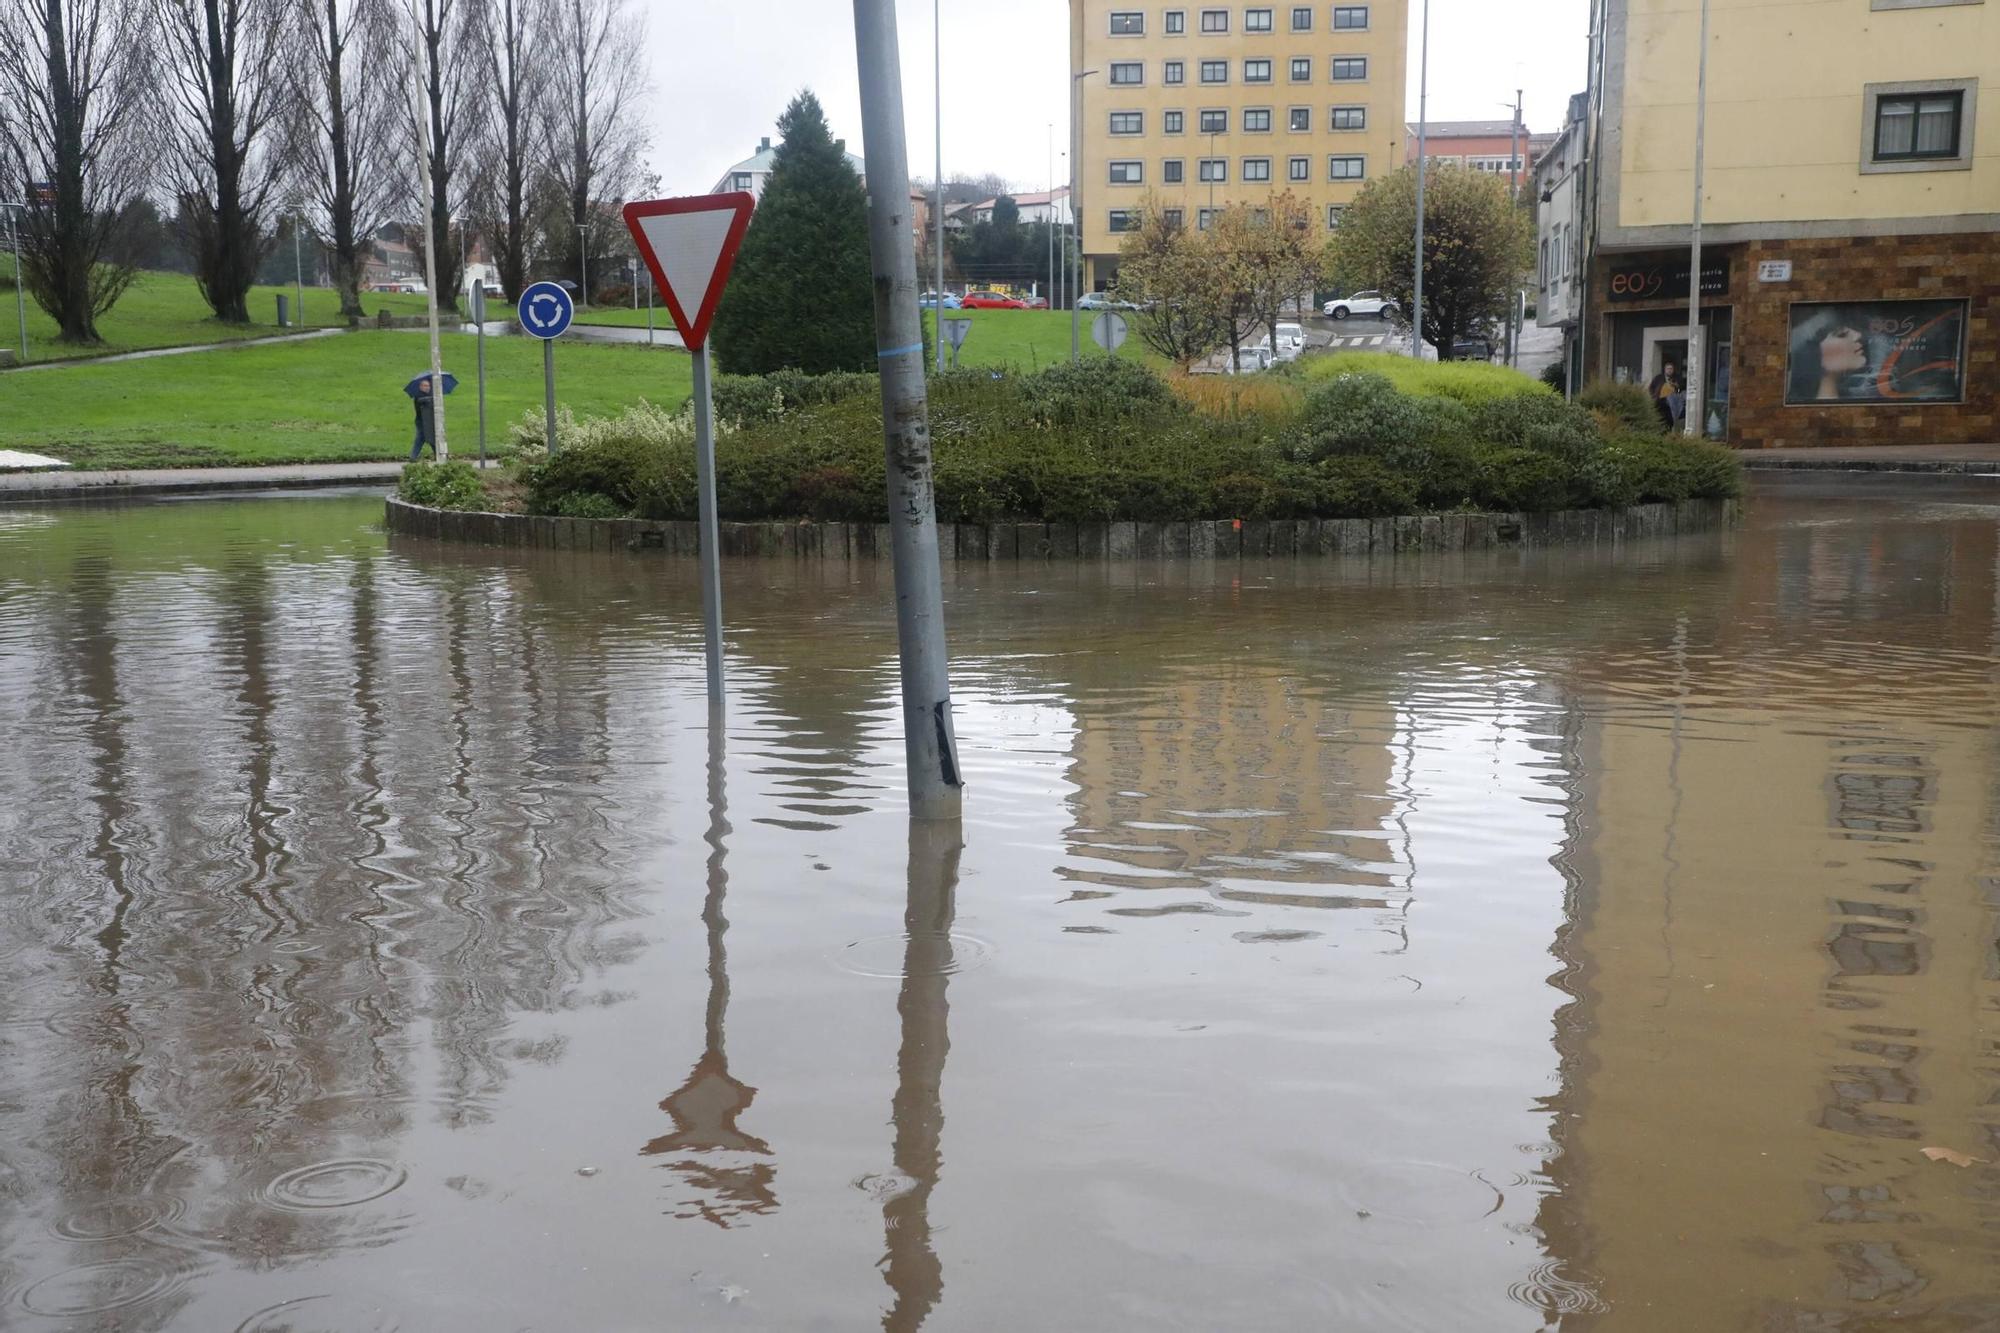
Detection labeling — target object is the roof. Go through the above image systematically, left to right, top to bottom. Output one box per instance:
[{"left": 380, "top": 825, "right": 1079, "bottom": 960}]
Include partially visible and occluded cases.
[
  {"left": 1408, "top": 119, "right": 1536, "bottom": 139},
  {"left": 715, "top": 143, "right": 867, "bottom": 177},
  {"left": 959, "top": 189, "right": 1072, "bottom": 213}
]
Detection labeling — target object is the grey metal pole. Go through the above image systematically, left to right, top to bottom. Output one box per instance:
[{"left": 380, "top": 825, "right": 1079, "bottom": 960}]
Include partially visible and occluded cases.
[
  {"left": 852, "top": 0, "right": 964, "bottom": 820},
  {"left": 933, "top": 0, "right": 945, "bottom": 373},
  {"left": 1410, "top": 0, "right": 1431, "bottom": 361},
  {"left": 1684, "top": 0, "right": 1712, "bottom": 437},
  {"left": 408, "top": 1, "right": 448, "bottom": 459},
  {"left": 1070, "top": 71, "right": 1092, "bottom": 360},
  {"left": 1507, "top": 91, "right": 1521, "bottom": 367},
  {"left": 1047, "top": 124, "right": 1055, "bottom": 307},
  {"left": 7, "top": 206, "right": 25, "bottom": 362},
  {"left": 294, "top": 213, "right": 305, "bottom": 326},
  {"left": 645, "top": 269, "right": 654, "bottom": 344},
  {"left": 474, "top": 283, "right": 488, "bottom": 466},
  {"left": 542, "top": 337, "right": 558, "bottom": 455},
  {"left": 689, "top": 344, "right": 726, "bottom": 704}
]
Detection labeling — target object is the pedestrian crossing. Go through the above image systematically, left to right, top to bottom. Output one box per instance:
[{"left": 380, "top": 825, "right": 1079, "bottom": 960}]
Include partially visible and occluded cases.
[{"left": 1328, "top": 334, "right": 1392, "bottom": 349}]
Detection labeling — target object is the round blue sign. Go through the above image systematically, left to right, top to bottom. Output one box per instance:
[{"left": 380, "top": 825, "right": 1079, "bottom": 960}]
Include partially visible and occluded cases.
[{"left": 518, "top": 281, "right": 575, "bottom": 340}]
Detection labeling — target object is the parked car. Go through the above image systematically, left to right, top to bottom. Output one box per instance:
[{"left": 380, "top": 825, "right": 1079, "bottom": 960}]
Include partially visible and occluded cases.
[
  {"left": 1323, "top": 290, "right": 1399, "bottom": 321},
  {"left": 919, "top": 291, "right": 962, "bottom": 309},
  {"left": 961, "top": 291, "right": 1027, "bottom": 309},
  {"left": 1077, "top": 291, "right": 1141, "bottom": 312},
  {"left": 1020, "top": 295, "right": 1049, "bottom": 310},
  {"left": 1271, "top": 321, "right": 1306, "bottom": 362},
  {"left": 1449, "top": 337, "right": 1496, "bottom": 362},
  {"left": 1225, "top": 345, "right": 1274, "bottom": 375}
]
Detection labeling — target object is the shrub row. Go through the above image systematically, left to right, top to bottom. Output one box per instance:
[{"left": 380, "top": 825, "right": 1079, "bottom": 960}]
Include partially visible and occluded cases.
[{"left": 505, "top": 360, "right": 1740, "bottom": 526}]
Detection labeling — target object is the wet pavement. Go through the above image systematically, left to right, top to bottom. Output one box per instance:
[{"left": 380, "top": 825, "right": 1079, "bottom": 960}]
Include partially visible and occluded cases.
[{"left": 1, "top": 475, "right": 1998, "bottom": 1329}]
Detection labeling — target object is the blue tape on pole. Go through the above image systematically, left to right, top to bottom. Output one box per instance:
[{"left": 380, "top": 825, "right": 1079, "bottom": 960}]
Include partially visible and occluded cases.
[{"left": 877, "top": 342, "right": 925, "bottom": 359}]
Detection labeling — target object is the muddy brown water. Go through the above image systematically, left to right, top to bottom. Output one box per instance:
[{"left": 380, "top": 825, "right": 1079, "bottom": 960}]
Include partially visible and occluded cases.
[{"left": 1, "top": 477, "right": 1996, "bottom": 1331}]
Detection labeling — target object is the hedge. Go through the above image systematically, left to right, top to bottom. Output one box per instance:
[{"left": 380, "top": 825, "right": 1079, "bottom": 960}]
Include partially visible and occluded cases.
[{"left": 501, "top": 360, "right": 1740, "bottom": 526}]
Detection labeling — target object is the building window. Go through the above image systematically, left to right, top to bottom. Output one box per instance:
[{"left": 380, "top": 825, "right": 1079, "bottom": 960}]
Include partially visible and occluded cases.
[
  {"left": 1333, "top": 4, "right": 1369, "bottom": 28},
  {"left": 1291, "top": 6, "right": 1313, "bottom": 29},
  {"left": 1245, "top": 7, "right": 1273, "bottom": 30},
  {"left": 1166, "top": 8, "right": 1186, "bottom": 32},
  {"left": 1200, "top": 8, "right": 1228, "bottom": 31},
  {"left": 1110, "top": 11, "right": 1145, "bottom": 34},
  {"left": 1290, "top": 57, "right": 1313, "bottom": 82},
  {"left": 1331, "top": 57, "right": 1368, "bottom": 80},
  {"left": 1244, "top": 59, "right": 1273, "bottom": 83},
  {"left": 1165, "top": 60, "right": 1184, "bottom": 84},
  {"left": 1201, "top": 60, "right": 1229, "bottom": 83},
  {"left": 1110, "top": 62, "right": 1144, "bottom": 86},
  {"left": 1874, "top": 90, "right": 1964, "bottom": 160},
  {"left": 1330, "top": 105, "right": 1366, "bottom": 131},
  {"left": 1289, "top": 106, "right": 1311, "bottom": 131},
  {"left": 1243, "top": 107, "right": 1272, "bottom": 132},
  {"left": 1199, "top": 108, "right": 1228, "bottom": 134},
  {"left": 1164, "top": 110, "right": 1185, "bottom": 134},
  {"left": 1109, "top": 111, "right": 1144, "bottom": 135},
  {"left": 1288, "top": 155, "right": 1310, "bottom": 181},
  {"left": 1329, "top": 155, "right": 1365, "bottom": 180},
  {"left": 1467, "top": 155, "right": 1522, "bottom": 174},
  {"left": 1243, "top": 157, "right": 1272, "bottom": 182},
  {"left": 1164, "top": 158, "right": 1186, "bottom": 183},
  {"left": 1199, "top": 158, "right": 1228, "bottom": 183},
  {"left": 1109, "top": 160, "right": 1145, "bottom": 184},
  {"left": 729, "top": 173, "right": 754, "bottom": 191},
  {"left": 1327, "top": 205, "right": 1345, "bottom": 229},
  {"left": 1163, "top": 207, "right": 1185, "bottom": 229},
  {"left": 1197, "top": 208, "right": 1217, "bottom": 230},
  {"left": 1108, "top": 210, "right": 1140, "bottom": 233}
]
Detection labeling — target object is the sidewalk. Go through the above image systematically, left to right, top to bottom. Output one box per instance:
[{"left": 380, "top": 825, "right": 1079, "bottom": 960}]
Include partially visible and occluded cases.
[
  {"left": 4, "top": 329, "right": 346, "bottom": 373},
  {"left": 1739, "top": 443, "right": 2000, "bottom": 475},
  {"left": 0, "top": 460, "right": 415, "bottom": 503}
]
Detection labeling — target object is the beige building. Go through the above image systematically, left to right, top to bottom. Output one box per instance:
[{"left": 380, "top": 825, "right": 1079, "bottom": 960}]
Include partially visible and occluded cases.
[{"left": 1068, "top": 1, "right": 1410, "bottom": 291}]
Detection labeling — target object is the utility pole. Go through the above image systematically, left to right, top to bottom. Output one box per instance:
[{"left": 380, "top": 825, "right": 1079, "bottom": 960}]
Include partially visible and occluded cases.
[
  {"left": 408, "top": 0, "right": 448, "bottom": 460},
  {"left": 851, "top": 0, "right": 964, "bottom": 821},
  {"left": 934, "top": 0, "right": 945, "bottom": 372},
  {"left": 1411, "top": 0, "right": 1431, "bottom": 361},
  {"left": 1683, "top": 0, "right": 1712, "bottom": 437},
  {"left": 1070, "top": 69, "right": 1096, "bottom": 360},
  {"left": 1506, "top": 89, "right": 1523, "bottom": 367},
  {"left": 1048, "top": 123, "right": 1054, "bottom": 308},
  {"left": 4, "top": 203, "right": 26, "bottom": 362},
  {"left": 294, "top": 211, "right": 306, "bottom": 327}
]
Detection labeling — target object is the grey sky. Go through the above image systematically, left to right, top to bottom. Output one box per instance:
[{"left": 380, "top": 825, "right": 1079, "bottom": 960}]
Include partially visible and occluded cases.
[{"left": 641, "top": 0, "right": 1591, "bottom": 195}]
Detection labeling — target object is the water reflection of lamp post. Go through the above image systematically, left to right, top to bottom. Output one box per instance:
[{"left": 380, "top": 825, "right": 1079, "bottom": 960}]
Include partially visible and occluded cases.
[
  {"left": 641, "top": 720, "right": 776, "bottom": 1227},
  {"left": 877, "top": 821, "right": 961, "bottom": 1331}
]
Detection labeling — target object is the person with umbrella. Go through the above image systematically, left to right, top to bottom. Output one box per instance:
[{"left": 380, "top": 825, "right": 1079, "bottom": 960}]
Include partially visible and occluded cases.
[{"left": 404, "top": 371, "right": 459, "bottom": 461}]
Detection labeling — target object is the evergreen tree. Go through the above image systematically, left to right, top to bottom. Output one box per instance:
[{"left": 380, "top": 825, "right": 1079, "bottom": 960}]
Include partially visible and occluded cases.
[{"left": 712, "top": 92, "right": 875, "bottom": 375}]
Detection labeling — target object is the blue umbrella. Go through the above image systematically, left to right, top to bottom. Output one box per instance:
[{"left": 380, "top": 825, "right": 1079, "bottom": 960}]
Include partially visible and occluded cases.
[{"left": 404, "top": 372, "right": 460, "bottom": 399}]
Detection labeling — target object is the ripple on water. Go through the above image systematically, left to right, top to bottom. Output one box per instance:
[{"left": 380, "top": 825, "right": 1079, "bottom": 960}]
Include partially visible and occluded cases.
[
  {"left": 832, "top": 931, "right": 993, "bottom": 979},
  {"left": 260, "top": 1159, "right": 408, "bottom": 1211},
  {"left": 1337, "top": 1162, "right": 1507, "bottom": 1230},
  {"left": 52, "top": 1194, "right": 186, "bottom": 1240},
  {"left": 17, "top": 1255, "right": 186, "bottom": 1317},
  {"left": 1507, "top": 1259, "right": 1609, "bottom": 1317},
  {"left": 233, "top": 1293, "right": 402, "bottom": 1332}
]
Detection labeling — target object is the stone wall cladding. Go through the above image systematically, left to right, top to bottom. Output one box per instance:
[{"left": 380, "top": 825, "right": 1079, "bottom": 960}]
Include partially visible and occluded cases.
[
  {"left": 1592, "top": 232, "right": 2000, "bottom": 450},
  {"left": 387, "top": 498, "right": 1739, "bottom": 557}
]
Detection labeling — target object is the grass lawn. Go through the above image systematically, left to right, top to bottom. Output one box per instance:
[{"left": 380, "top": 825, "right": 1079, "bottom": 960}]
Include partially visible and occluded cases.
[
  {"left": 0, "top": 260, "right": 487, "bottom": 365},
  {"left": 572, "top": 304, "right": 677, "bottom": 331},
  {"left": 922, "top": 308, "right": 1152, "bottom": 370},
  {"left": 0, "top": 329, "right": 693, "bottom": 470}
]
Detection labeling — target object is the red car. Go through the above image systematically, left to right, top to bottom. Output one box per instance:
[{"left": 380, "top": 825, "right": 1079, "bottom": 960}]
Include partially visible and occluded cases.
[
  {"left": 960, "top": 291, "right": 1027, "bottom": 309},
  {"left": 1020, "top": 295, "right": 1049, "bottom": 310}
]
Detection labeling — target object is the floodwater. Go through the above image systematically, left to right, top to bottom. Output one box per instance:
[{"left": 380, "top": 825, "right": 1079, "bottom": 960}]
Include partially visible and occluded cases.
[{"left": 1, "top": 477, "right": 1996, "bottom": 1331}]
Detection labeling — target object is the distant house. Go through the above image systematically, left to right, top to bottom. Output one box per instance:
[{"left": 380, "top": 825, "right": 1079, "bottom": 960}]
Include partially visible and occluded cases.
[
  {"left": 1405, "top": 120, "right": 1557, "bottom": 185},
  {"left": 710, "top": 136, "right": 867, "bottom": 200},
  {"left": 948, "top": 189, "right": 1073, "bottom": 229}
]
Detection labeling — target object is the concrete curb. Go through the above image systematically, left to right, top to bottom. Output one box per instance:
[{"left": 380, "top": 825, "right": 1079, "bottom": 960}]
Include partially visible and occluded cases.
[
  {"left": 1742, "top": 458, "right": 2000, "bottom": 476},
  {"left": 0, "top": 463, "right": 409, "bottom": 504},
  {"left": 386, "top": 496, "right": 1740, "bottom": 559}
]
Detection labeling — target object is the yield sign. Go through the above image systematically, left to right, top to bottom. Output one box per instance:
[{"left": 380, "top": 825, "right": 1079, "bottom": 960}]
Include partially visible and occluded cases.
[{"left": 624, "top": 193, "right": 755, "bottom": 352}]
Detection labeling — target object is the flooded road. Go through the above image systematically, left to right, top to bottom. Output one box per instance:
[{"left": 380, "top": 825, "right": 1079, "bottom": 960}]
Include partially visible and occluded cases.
[{"left": 1, "top": 477, "right": 1996, "bottom": 1330}]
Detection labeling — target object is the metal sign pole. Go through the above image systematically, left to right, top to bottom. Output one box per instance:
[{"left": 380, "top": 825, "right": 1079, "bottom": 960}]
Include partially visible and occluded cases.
[
  {"left": 1683, "top": 0, "right": 1712, "bottom": 436},
  {"left": 7, "top": 206, "right": 25, "bottom": 362},
  {"left": 645, "top": 271, "right": 654, "bottom": 344},
  {"left": 474, "top": 283, "right": 488, "bottom": 466},
  {"left": 543, "top": 337, "right": 558, "bottom": 455},
  {"left": 689, "top": 344, "right": 726, "bottom": 705}
]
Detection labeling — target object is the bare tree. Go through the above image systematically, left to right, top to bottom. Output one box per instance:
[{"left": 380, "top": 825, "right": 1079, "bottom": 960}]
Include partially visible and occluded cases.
[
  {"left": 0, "top": 0, "right": 154, "bottom": 343},
  {"left": 154, "top": 0, "right": 289, "bottom": 323},
  {"left": 288, "top": 0, "right": 398, "bottom": 320},
  {"left": 401, "top": 0, "right": 474, "bottom": 312},
  {"left": 466, "top": 0, "right": 543, "bottom": 302},
  {"left": 541, "top": 0, "right": 644, "bottom": 301}
]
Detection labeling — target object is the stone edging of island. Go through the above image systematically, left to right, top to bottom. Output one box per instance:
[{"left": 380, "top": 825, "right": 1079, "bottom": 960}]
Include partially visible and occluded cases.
[{"left": 386, "top": 496, "right": 1739, "bottom": 559}]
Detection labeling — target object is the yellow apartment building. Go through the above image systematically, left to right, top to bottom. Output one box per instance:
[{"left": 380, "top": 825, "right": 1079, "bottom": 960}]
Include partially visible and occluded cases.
[
  {"left": 1575, "top": 0, "right": 1999, "bottom": 448},
  {"left": 1068, "top": 1, "right": 1410, "bottom": 292}
]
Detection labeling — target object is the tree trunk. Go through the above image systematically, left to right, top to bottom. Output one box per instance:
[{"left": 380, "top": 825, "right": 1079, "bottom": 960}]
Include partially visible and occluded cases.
[
  {"left": 42, "top": 0, "right": 99, "bottom": 342},
  {"left": 324, "top": 0, "right": 364, "bottom": 320}
]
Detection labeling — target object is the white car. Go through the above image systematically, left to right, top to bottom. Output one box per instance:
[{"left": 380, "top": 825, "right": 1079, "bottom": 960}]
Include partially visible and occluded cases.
[
  {"left": 1323, "top": 290, "right": 1400, "bottom": 321},
  {"left": 1271, "top": 322, "right": 1306, "bottom": 362},
  {"left": 1225, "top": 345, "right": 1273, "bottom": 375}
]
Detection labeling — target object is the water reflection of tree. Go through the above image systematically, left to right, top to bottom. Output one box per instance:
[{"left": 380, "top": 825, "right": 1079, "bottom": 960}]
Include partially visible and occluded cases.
[{"left": 643, "top": 721, "right": 777, "bottom": 1226}]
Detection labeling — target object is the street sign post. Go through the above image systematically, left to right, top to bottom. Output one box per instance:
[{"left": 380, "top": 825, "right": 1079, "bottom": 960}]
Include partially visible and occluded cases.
[
  {"left": 624, "top": 193, "right": 756, "bottom": 707},
  {"left": 518, "top": 280, "right": 575, "bottom": 456},
  {"left": 472, "top": 283, "right": 488, "bottom": 467},
  {"left": 1090, "top": 311, "right": 1128, "bottom": 353},
  {"left": 940, "top": 316, "right": 972, "bottom": 369}
]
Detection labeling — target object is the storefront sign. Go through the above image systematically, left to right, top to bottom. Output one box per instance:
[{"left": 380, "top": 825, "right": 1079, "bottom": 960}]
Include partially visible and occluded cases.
[
  {"left": 1606, "top": 256, "right": 1730, "bottom": 303},
  {"left": 1757, "top": 260, "right": 1793, "bottom": 283},
  {"left": 1786, "top": 300, "right": 1967, "bottom": 405}
]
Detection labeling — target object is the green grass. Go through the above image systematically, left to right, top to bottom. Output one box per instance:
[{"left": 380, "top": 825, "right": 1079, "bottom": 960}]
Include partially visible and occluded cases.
[
  {"left": 572, "top": 304, "right": 677, "bottom": 331},
  {"left": 922, "top": 308, "right": 1152, "bottom": 369},
  {"left": 0, "top": 329, "right": 693, "bottom": 470},
  {"left": 1302, "top": 350, "right": 1552, "bottom": 403}
]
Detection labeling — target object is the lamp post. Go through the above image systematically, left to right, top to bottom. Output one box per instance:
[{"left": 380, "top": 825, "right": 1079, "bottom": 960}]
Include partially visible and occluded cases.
[
  {"left": 934, "top": 0, "right": 945, "bottom": 372},
  {"left": 1410, "top": 0, "right": 1431, "bottom": 361},
  {"left": 1683, "top": 0, "right": 1713, "bottom": 437},
  {"left": 1069, "top": 67, "right": 1097, "bottom": 360},
  {"left": 3, "top": 202, "right": 26, "bottom": 362},
  {"left": 293, "top": 209, "right": 306, "bottom": 327}
]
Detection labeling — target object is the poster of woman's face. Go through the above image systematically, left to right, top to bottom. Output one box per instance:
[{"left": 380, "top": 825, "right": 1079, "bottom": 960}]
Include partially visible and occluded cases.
[{"left": 1787, "top": 301, "right": 1966, "bottom": 405}]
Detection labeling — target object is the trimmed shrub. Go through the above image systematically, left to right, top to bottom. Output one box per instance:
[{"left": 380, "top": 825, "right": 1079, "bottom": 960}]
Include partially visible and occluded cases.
[
  {"left": 1303, "top": 350, "right": 1553, "bottom": 404},
  {"left": 1022, "top": 356, "right": 1180, "bottom": 429},
  {"left": 1540, "top": 361, "right": 1568, "bottom": 393},
  {"left": 710, "top": 368, "right": 879, "bottom": 425},
  {"left": 1290, "top": 372, "right": 1427, "bottom": 461},
  {"left": 1578, "top": 381, "right": 1662, "bottom": 436},
  {"left": 1470, "top": 394, "right": 1602, "bottom": 464},
  {"left": 519, "top": 432, "right": 693, "bottom": 520},
  {"left": 1608, "top": 435, "right": 1744, "bottom": 504},
  {"left": 1469, "top": 447, "right": 1583, "bottom": 513},
  {"left": 1317, "top": 457, "right": 1420, "bottom": 517},
  {"left": 399, "top": 460, "right": 485, "bottom": 510},
  {"left": 553, "top": 492, "right": 624, "bottom": 519}
]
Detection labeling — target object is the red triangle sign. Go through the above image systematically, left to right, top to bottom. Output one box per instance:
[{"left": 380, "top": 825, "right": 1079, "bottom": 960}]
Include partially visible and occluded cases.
[{"left": 624, "top": 193, "right": 756, "bottom": 353}]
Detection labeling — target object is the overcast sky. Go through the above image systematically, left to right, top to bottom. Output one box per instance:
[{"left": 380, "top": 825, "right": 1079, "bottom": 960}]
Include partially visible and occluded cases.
[{"left": 641, "top": 0, "right": 1591, "bottom": 195}]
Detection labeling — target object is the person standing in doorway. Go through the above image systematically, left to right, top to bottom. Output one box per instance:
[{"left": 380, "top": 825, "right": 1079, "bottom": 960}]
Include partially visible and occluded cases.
[
  {"left": 1648, "top": 360, "right": 1682, "bottom": 432},
  {"left": 410, "top": 376, "right": 437, "bottom": 461}
]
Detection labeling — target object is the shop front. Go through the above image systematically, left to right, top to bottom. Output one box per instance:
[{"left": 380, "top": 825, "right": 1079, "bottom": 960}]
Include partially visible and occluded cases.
[{"left": 1595, "top": 250, "right": 1737, "bottom": 438}]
